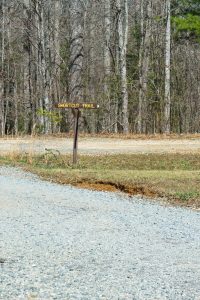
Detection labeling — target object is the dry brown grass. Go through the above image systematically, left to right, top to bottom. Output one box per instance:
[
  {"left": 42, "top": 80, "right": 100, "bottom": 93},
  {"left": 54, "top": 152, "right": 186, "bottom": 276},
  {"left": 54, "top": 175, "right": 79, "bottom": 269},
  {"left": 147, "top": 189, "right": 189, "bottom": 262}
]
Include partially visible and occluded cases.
[
  {"left": 1, "top": 132, "right": 200, "bottom": 140},
  {"left": 1, "top": 152, "right": 200, "bottom": 209}
]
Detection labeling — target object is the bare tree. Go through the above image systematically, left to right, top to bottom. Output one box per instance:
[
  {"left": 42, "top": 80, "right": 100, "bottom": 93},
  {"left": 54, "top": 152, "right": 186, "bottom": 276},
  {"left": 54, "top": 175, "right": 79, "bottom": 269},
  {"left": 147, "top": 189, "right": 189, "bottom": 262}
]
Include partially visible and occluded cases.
[
  {"left": 0, "top": 0, "right": 199, "bottom": 135},
  {"left": 0, "top": 0, "right": 6, "bottom": 135},
  {"left": 68, "top": 0, "right": 84, "bottom": 103},
  {"left": 104, "top": 0, "right": 111, "bottom": 96},
  {"left": 116, "top": 0, "right": 129, "bottom": 133},
  {"left": 137, "top": 0, "right": 152, "bottom": 133},
  {"left": 163, "top": 0, "right": 171, "bottom": 133}
]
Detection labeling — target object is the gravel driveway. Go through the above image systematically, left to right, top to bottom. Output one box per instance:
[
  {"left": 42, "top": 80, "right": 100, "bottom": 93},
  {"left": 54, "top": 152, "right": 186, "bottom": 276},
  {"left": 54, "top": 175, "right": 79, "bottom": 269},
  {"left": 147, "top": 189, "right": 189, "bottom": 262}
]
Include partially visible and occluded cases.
[{"left": 0, "top": 167, "right": 200, "bottom": 300}]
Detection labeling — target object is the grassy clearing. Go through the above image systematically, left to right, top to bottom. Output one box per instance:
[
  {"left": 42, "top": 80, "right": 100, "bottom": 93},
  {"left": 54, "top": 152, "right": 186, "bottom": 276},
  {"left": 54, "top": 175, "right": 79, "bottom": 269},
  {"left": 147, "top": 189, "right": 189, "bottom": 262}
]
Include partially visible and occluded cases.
[{"left": 0, "top": 152, "right": 200, "bottom": 208}]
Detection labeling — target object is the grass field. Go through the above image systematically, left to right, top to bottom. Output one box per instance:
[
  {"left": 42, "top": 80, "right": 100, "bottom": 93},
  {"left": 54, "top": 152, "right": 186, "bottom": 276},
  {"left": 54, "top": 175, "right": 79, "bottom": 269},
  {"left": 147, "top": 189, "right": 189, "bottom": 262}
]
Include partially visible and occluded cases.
[{"left": 1, "top": 151, "right": 200, "bottom": 208}]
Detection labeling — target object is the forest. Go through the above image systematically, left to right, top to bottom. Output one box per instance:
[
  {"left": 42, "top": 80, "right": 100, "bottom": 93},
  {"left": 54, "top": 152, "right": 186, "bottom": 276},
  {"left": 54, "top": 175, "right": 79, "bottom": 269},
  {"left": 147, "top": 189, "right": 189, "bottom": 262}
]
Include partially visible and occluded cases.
[{"left": 0, "top": 0, "right": 200, "bottom": 135}]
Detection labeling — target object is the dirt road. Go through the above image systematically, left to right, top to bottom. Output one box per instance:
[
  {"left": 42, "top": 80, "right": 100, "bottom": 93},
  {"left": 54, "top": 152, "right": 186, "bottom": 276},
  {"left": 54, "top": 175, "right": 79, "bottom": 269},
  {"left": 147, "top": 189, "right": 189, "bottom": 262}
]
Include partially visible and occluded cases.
[{"left": 0, "top": 137, "right": 200, "bottom": 155}]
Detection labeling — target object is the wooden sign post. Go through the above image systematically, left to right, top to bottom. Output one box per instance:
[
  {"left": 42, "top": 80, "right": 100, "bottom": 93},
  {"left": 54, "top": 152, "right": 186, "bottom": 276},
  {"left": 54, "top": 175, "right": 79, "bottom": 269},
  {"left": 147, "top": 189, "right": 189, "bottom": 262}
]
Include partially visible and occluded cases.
[
  {"left": 55, "top": 102, "right": 99, "bottom": 164},
  {"left": 72, "top": 108, "right": 80, "bottom": 164}
]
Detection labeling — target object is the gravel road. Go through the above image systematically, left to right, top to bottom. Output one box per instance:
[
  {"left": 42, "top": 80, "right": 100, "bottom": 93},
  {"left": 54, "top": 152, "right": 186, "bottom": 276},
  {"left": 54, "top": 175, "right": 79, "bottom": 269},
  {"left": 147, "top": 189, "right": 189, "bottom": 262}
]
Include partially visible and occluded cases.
[
  {"left": 1, "top": 137, "right": 200, "bottom": 155},
  {"left": 0, "top": 167, "right": 200, "bottom": 300}
]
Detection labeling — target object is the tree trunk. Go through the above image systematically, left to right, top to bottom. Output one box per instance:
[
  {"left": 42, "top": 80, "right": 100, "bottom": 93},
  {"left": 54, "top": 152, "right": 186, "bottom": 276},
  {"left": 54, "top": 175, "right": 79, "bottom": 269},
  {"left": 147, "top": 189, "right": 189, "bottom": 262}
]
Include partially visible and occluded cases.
[
  {"left": 0, "top": 0, "right": 5, "bottom": 136},
  {"left": 52, "top": 0, "right": 61, "bottom": 133},
  {"left": 54, "top": 0, "right": 61, "bottom": 102},
  {"left": 69, "top": 0, "right": 84, "bottom": 103},
  {"left": 104, "top": 0, "right": 111, "bottom": 96},
  {"left": 116, "top": 0, "right": 129, "bottom": 133},
  {"left": 138, "top": 0, "right": 152, "bottom": 133},
  {"left": 163, "top": 0, "right": 171, "bottom": 133},
  {"left": 41, "top": 3, "right": 50, "bottom": 134}
]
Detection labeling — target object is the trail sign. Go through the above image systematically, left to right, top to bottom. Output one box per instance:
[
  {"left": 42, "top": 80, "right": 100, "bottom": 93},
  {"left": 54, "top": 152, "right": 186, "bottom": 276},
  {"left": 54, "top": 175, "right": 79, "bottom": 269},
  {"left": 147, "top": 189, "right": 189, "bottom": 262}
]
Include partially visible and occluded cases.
[
  {"left": 55, "top": 102, "right": 99, "bottom": 109},
  {"left": 56, "top": 102, "right": 99, "bottom": 164}
]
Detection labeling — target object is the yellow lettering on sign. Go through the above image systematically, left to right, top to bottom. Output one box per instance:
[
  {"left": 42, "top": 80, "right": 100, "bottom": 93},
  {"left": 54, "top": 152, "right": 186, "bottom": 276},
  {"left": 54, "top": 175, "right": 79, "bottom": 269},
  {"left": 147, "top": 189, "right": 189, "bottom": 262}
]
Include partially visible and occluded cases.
[
  {"left": 56, "top": 102, "right": 98, "bottom": 109},
  {"left": 58, "top": 103, "right": 81, "bottom": 108},
  {"left": 83, "top": 104, "right": 94, "bottom": 108}
]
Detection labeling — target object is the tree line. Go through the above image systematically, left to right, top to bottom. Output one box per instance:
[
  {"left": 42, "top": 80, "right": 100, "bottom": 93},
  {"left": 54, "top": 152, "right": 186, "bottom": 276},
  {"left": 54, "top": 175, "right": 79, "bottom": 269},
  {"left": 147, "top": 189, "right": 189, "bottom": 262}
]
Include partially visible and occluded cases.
[{"left": 0, "top": 0, "right": 200, "bottom": 135}]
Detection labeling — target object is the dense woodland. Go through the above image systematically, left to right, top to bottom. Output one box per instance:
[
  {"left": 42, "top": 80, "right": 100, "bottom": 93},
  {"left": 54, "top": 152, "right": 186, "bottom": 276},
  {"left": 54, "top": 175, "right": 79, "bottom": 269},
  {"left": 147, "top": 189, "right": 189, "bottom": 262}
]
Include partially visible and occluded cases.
[{"left": 0, "top": 0, "right": 200, "bottom": 135}]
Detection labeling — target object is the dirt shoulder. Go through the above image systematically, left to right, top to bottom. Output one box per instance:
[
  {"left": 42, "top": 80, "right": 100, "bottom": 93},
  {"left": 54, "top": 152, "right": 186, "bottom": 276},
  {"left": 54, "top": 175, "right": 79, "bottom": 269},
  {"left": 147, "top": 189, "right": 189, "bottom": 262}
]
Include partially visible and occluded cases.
[{"left": 1, "top": 152, "right": 200, "bottom": 209}]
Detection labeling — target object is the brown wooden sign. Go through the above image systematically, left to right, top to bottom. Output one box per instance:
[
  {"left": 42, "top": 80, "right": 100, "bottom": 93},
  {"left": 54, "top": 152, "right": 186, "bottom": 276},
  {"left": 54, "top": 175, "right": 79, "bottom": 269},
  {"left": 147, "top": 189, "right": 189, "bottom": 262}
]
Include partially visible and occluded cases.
[
  {"left": 55, "top": 102, "right": 99, "bottom": 109},
  {"left": 56, "top": 102, "right": 99, "bottom": 164}
]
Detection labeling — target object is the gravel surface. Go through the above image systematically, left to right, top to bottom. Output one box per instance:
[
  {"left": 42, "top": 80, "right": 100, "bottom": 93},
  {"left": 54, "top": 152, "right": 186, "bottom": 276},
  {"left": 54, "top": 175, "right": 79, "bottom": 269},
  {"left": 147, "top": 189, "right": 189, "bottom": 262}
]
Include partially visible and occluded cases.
[{"left": 0, "top": 167, "right": 200, "bottom": 300}]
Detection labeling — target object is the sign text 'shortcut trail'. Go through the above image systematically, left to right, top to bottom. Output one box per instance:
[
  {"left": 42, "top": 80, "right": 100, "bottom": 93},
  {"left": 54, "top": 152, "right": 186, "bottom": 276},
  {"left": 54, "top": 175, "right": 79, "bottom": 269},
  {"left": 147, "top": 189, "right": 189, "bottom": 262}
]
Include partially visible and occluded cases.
[{"left": 55, "top": 103, "right": 99, "bottom": 109}]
